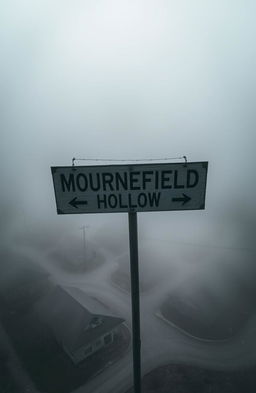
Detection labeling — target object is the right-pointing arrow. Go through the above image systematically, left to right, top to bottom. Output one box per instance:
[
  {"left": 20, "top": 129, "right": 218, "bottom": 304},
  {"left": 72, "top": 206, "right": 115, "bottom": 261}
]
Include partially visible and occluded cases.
[{"left": 172, "top": 193, "right": 191, "bottom": 205}]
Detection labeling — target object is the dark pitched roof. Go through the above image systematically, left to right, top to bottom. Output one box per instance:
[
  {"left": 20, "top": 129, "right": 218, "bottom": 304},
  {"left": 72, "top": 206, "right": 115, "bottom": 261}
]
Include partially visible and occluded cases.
[{"left": 35, "top": 286, "right": 124, "bottom": 352}]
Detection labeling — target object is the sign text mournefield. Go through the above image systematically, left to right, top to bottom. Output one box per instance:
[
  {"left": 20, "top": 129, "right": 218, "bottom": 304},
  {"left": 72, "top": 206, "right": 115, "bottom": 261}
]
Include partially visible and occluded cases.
[{"left": 51, "top": 162, "right": 208, "bottom": 214}]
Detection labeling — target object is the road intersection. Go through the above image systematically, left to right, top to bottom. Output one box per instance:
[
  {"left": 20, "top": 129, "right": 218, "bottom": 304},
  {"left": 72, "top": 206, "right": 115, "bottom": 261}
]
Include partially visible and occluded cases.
[{"left": 12, "top": 241, "right": 256, "bottom": 393}]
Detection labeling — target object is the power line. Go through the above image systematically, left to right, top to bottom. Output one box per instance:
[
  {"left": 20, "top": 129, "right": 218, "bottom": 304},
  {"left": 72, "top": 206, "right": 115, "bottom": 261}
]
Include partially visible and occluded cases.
[{"left": 150, "top": 238, "right": 256, "bottom": 252}]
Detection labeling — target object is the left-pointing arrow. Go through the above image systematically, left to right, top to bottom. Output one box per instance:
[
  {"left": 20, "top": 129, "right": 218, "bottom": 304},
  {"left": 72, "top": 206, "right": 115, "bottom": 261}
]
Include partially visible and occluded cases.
[{"left": 69, "top": 197, "right": 88, "bottom": 209}]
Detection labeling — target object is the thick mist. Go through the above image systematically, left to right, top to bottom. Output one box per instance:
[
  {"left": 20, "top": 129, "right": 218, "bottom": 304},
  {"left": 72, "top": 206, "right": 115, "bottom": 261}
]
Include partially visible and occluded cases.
[
  {"left": 1, "top": 1, "right": 256, "bottom": 246},
  {"left": 1, "top": 2, "right": 256, "bottom": 392}
]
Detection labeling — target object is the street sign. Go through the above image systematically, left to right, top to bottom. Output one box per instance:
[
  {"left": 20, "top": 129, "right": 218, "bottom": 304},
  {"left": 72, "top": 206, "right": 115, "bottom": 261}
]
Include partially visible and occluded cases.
[
  {"left": 51, "top": 159, "right": 208, "bottom": 393},
  {"left": 51, "top": 161, "right": 208, "bottom": 214}
]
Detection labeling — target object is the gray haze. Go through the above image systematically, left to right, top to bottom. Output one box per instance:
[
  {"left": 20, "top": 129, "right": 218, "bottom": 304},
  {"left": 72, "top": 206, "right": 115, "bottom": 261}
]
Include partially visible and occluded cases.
[
  {"left": 1, "top": 1, "right": 256, "bottom": 256},
  {"left": 1, "top": 3, "right": 256, "bottom": 392}
]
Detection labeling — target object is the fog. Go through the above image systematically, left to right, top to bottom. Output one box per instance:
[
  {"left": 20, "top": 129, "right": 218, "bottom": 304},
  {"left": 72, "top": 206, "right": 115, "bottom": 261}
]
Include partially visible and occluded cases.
[
  {"left": 1, "top": 0, "right": 256, "bottom": 258},
  {"left": 1, "top": 1, "right": 256, "bottom": 392},
  {"left": 1, "top": 1, "right": 255, "bottom": 229}
]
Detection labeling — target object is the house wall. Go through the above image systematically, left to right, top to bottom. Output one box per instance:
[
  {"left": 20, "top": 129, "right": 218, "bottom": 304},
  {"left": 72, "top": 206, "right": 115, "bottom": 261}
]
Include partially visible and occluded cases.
[
  {"left": 72, "top": 330, "right": 115, "bottom": 364},
  {"left": 63, "top": 344, "right": 77, "bottom": 364}
]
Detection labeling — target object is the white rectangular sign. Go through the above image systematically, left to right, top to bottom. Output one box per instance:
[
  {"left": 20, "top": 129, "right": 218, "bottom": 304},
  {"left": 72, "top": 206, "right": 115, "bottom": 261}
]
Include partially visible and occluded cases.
[{"left": 51, "top": 162, "right": 208, "bottom": 214}]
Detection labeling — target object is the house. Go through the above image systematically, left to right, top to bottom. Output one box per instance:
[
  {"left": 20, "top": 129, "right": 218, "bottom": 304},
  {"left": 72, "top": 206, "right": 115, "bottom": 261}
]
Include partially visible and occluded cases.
[{"left": 35, "top": 286, "right": 124, "bottom": 364}]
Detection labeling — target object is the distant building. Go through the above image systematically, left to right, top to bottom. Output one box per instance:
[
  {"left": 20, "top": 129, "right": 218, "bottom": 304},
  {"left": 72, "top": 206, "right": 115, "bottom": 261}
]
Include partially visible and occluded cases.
[{"left": 36, "top": 286, "right": 124, "bottom": 364}]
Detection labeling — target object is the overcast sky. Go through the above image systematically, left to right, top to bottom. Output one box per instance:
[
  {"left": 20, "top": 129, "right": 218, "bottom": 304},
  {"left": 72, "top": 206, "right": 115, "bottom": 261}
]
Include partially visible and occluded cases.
[{"left": 1, "top": 0, "right": 256, "bottom": 249}]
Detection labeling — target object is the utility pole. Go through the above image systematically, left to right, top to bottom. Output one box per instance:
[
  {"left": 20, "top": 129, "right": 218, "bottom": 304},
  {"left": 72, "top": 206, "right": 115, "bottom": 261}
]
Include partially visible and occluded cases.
[{"left": 80, "top": 225, "right": 89, "bottom": 261}]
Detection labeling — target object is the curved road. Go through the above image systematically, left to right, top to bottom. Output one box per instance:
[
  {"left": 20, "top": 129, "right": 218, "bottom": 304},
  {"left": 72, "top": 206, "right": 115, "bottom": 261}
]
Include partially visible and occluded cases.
[{"left": 14, "top": 242, "right": 256, "bottom": 393}]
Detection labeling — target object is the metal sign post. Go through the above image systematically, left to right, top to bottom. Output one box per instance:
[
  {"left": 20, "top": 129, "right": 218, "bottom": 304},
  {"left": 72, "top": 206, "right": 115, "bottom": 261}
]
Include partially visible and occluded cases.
[
  {"left": 51, "top": 160, "right": 208, "bottom": 393},
  {"left": 128, "top": 211, "right": 141, "bottom": 393}
]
